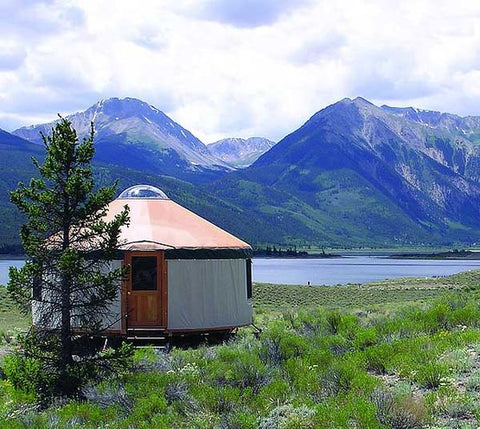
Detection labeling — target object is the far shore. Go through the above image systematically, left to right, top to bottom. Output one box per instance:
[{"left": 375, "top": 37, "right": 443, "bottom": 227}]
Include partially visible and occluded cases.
[
  {"left": 389, "top": 249, "right": 480, "bottom": 260},
  {"left": 253, "top": 250, "right": 341, "bottom": 258},
  {"left": 0, "top": 254, "right": 25, "bottom": 260}
]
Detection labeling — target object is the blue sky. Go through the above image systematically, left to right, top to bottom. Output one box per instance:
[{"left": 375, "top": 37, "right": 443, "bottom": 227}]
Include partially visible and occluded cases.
[{"left": 1, "top": 0, "right": 480, "bottom": 142}]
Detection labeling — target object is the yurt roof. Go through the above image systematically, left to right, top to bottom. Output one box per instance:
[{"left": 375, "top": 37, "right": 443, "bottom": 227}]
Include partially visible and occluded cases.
[{"left": 106, "top": 185, "right": 251, "bottom": 252}]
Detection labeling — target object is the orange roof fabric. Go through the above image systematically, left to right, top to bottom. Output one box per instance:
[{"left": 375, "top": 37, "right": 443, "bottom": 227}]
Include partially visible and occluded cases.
[{"left": 106, "top": 198, "right": 251, "bottom": 251}]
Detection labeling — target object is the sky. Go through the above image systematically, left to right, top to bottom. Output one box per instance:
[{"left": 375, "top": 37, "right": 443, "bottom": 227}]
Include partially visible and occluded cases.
[{"left": 1, "top": 0, "right": 480, "bottom": 143}]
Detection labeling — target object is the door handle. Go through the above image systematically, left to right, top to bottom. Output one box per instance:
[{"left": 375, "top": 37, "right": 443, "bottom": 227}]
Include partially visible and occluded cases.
[{"left": 127, "top": 291, "right": 132, "bottom": 295}]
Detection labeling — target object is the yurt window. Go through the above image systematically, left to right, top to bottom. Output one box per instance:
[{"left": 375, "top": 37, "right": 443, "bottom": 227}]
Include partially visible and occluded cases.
[
  {"left": 118, "top": 185, "right": 169, "bottom": 200},
  {"left": 132, "top": 256, "right": 157, "bottom": 290},
  {"left": 246, "top": 258, "right": 252, "bottom": 299},
  {"left": 32, "top": 260, "right": 42, "bottom": 300},
  {"left": 33, "top": 273, "right": 42, "bottom": 300}
]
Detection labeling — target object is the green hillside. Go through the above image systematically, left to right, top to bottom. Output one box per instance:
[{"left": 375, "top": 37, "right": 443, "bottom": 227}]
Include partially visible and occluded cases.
[{"left": 204, "top": 98, "right": 480, "bottom": 247}]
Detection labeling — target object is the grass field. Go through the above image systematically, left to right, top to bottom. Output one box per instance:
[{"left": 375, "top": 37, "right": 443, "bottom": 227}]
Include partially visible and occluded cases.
[
  {"left": 253, "top": 269, "right": 480, "bottom": 310},
  {"left": 1, "top": 271, "right": 480, "bottom": 427},
  {"left": 0, "top": 287, "right": 29, "bottom": 334}
]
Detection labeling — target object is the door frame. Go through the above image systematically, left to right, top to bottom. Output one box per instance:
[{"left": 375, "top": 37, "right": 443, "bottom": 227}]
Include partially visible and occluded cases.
[{"left": 122, "top": 251, "right": 168, "bottom": 331}]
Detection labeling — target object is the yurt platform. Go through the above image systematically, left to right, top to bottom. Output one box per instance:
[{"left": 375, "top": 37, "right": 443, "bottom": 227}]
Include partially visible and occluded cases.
[{"left": 126, "top": 327, "right": 168, "bottom": 348}]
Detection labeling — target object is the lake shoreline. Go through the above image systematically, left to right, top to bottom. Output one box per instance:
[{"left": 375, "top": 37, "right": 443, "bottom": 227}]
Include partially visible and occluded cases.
[
  {"left": 390, "top": 250, "right": 480, "bottom": 260},
  {"left": 252, "top": 253, "right": 341, "bottom": 259},
  {"left": 0, "top": 255, "right": 25, "bottom": 260},
  {"left": 253, "top": 256, "right": 480, "bottom": 286}
]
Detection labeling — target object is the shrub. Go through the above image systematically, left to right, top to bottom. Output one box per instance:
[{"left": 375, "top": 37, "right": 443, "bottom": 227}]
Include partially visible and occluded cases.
[
  {"left": 450, "top": 300, "right": 480, "bottom": 327},
  {"left": 422, "top": 303, "right": 451, "bottom": 332},
  {"left": 298, "top": 309, "right": 324, "bottom": 336},
  {"left": 282, "top": 310, "right": 298, "bottom": 330},
  {"left": 326, "top": 310, "right": 342, "bottom": 334},
  {"left": 337, "top": 314, "right": 359, "bottom": 338},
  {"left": 258, "top": 320, "right": 296, "bottom": 365},
  {"left": 354, "top": 327, "right": 378, "bottom": 350},
  {"left": 3, "top": 332, "right": 133, "bottom": 402},
  {"left": 321, "top": 334, "right": 351, "bottom": 357},
  {"left": 278, "top": 335, "right": 309, "bottom": 360},
  {"left": 388, "top": 337, "right": 438, "bottom": 378},
  {"left": 260, "top": 338, "right": 283, "bottom": 365},
  {"left": 94, "top": 342, "right": 134, "bottom": 377},
  {"left": 212, "top": 343, "right": 271, "bottom": 393},
  {"left": 364, "top": 343, "right": 393, "bottom": 374},
  {"left": 134, "top": 348, "right": 173, "bottom": 373},
  {"left": 439, "top": 348, "right": 473, "bottom": 374},
  {"left": 2, "top": 352, "right": 57, "bottom": 399},
  {"left": 232, "top": 356, "right": 271, "bottom": 393},
  {"left": 283, "top": 357, "right": 321, "bottom": 395},
  {"left": 319, "top": 360, "right": 358, "bottom": 398},
  {"left": 413, "top": 362, "right": 450, "bottom": 389},
  {"left": 349, "top": 370, "right": 380, "bottom": 397},
  {"left": 466, "top": 370, "right": 480, "bottom": 392},
  {"left": 122, "top": 371, "right": 171, "bottom": 405},
  {"left": 257, "top": 379, "right": 291, "bottom": 405},
  {"left": 164, "top": 381, "right": 190, "bottom": 405},
  {"left": 164, "top": 381, "right": 197, "bottom": 416},
  {"left": 392, "top": 381, "right": 414, "bottom": 397},
  {"left": 81, "top": 383, "right": 132, "bottom": 414},
  {"left": 191, "top": 384, "right": 240, "bottom": 414},
  {"left": 371, "top": 388, "right": 427, "bottom": 429},
  {"left": 437, "top": 392, "right": 476, "bottom": 420},
  {"left": 133, "top": 394, "right": 168, "bottom": 421},
  {"left": 314, "top": 396, "right": 381, "bottom": 428},
  {"left": 347, "top": 396, "right": 384, "bottom": 429},
  {"left": 395, "top": 396, "right": 428, "bottom": 428},
  {"left": 56, "top": 401, "right": 118, "bottom": 427},
  {"left": 3, "top": 403, "right": 41, "bottom": 426},
  {"left": 258, "top": 404, "right": 315, "bottom": 429},
  {"left": 219, "top": 409, "right": 258, "bottom": 429},
  {"left": 143, "top": 413, "right": 176, "bottom": 429}
]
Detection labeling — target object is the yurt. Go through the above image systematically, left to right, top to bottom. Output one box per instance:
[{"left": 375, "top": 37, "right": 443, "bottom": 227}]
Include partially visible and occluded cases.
[{"left": 99, "top": 184, "right": 253, "bottom": 338}]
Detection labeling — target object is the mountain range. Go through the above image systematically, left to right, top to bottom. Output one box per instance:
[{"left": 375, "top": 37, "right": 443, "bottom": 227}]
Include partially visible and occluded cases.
[
  {"left": 3, "top": 96, "right": 480, "bottom": 251},
  {"left": 209, "top": 97, "right": 480, "bottom": 246},
  {"left": 14, "top": 98, "right": 234, "bottom": 183},
  {"left": 208, "top": 137, "right": 276, "bottom": 167}
]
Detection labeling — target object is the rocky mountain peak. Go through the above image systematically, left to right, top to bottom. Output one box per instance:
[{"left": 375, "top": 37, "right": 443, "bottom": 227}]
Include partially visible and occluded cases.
[
  {"left": 12, "top": 97, "right": 232, "bottom": 181},
  {"left": 14, "top": 97, "right": 203, "bottom": 149},
  {"left": 87, "top": 97, "right": 168, "bottom": 121},
  {"left": 208, "top": 137, "right": 276, "bottom": 168}
]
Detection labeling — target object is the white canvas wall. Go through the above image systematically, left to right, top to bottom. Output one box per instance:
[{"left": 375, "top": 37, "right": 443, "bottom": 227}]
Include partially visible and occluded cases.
[
  {"left": 99, "top": 259, "right": 123, "bottom": 331},
  {"left": 167, "top": 259, "right": 252, "bottom": 330},
  {"left": 32, "top": 260, "right": 123, "bottom": 332}
]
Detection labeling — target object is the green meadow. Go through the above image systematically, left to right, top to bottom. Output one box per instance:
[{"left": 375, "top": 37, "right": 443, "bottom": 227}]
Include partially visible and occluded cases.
[{"left": 2, "top": 271, "right": 480, "bottom": 427}]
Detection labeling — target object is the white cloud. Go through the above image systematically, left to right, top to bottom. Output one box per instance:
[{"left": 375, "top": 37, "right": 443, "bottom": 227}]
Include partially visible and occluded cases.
[{"left": 0, "top": 0, "right": 480, "bottom": 142}]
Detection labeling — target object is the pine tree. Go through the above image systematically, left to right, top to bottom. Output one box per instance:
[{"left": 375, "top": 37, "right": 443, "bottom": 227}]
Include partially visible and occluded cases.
[{"left": 8, "top": 117, "right": 130, "bottom": 397}]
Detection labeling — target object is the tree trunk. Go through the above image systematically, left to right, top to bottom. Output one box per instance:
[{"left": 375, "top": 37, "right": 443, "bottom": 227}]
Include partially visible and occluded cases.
[
  {"left": 59, "top": 208, "right": 74, "bottom": 394},
  {"left": 59, "top": 271, "right": 74, "bottom": 394}
]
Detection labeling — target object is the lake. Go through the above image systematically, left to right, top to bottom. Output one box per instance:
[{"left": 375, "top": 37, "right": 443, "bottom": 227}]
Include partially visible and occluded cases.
[
  {"left": 252, "top": 256, "right": 480, "bottom": 285},
  {"left": 2, "top": 257, "right": 480, "bottom": 286},
  {"left": 0, "top": 260, "right": 24, "bottom": 285}
]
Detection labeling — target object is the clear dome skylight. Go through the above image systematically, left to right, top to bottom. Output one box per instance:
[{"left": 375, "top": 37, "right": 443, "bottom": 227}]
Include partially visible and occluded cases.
[{"left": 118, "top": 185, "right": 169, "bottom": 200}]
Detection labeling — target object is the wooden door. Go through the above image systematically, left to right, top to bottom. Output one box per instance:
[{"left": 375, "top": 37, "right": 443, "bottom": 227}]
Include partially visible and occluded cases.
[{"left": 125, "top": 252, "right": 164, "bottom": 327}]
